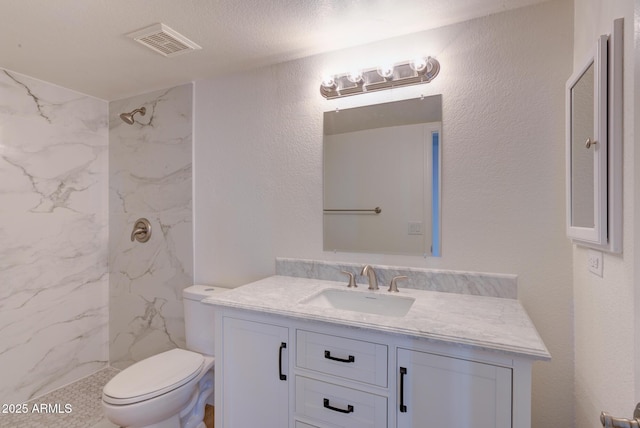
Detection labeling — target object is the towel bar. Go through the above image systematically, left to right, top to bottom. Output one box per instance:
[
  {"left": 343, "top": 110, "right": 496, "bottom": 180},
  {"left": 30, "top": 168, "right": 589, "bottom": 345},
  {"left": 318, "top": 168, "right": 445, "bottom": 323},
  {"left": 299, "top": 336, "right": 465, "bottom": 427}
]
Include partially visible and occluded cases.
[{"left": 323, "top": 207, "right": 382, "bottom": 214}]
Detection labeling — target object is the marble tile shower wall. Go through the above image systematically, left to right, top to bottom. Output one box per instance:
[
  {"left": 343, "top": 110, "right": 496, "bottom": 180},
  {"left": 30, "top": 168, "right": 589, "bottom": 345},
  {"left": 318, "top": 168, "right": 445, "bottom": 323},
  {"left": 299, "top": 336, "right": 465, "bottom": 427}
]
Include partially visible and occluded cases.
[
  {"left": 0, "top": 69, "right": 109, "bottom": 403},
  {"left": 108, "top": 84, "right": 193, "bottom": 369}
]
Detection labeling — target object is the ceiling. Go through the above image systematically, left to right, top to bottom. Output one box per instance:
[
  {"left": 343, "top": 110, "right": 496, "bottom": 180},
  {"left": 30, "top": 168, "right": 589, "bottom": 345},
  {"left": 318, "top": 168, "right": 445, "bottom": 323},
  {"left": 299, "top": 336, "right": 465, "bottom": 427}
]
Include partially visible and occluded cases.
[{"left": 0, "top": 0, "right": 548, "bottom": 101}]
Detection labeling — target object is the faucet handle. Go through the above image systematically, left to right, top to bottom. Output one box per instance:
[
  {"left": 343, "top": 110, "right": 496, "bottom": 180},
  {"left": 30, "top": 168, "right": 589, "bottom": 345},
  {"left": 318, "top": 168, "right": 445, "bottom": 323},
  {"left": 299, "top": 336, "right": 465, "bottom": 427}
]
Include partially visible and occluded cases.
[
  {"left": 341, "top": 270, "right": 357, "bottom": 288},
  {"left": 389, "top": 275, "right": 408, "bottom": 293}
]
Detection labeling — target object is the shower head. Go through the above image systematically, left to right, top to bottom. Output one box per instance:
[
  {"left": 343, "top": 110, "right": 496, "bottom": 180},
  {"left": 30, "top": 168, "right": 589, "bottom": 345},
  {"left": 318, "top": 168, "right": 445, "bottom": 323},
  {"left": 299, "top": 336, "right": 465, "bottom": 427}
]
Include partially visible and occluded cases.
[{"left": 119, "top": 107, "right": 146, "bottom": 125}]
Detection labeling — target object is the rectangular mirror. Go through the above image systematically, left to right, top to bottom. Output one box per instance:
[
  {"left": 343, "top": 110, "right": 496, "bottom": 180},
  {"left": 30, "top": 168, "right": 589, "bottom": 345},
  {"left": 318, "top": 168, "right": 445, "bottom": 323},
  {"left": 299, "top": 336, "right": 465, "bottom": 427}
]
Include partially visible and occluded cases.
[
  {"left": 566, "top": 20, "right": 623, "bottom": 253},
  {"left": 566, "top": 35, "right": 607, "bottom": 246},
  {"left": 569, "top": 60, "right": 597, "bottom": 230},
  {"left": 323, "top": 96, "right": 442, "bottom": 256}
]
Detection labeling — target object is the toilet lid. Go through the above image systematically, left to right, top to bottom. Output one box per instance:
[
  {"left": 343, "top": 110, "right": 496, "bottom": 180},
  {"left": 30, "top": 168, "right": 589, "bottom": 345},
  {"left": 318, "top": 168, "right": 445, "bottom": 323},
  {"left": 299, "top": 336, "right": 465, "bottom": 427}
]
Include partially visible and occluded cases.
[{"left": 103, "top": 348, "right": 204, "bottom": 405}]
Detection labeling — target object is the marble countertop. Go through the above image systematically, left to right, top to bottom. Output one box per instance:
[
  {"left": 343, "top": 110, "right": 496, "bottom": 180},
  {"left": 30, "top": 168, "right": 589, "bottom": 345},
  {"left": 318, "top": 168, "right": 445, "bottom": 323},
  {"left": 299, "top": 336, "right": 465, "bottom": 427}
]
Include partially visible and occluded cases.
[{"left": 204, "top": 275, "right": 550, "bottom": 361}]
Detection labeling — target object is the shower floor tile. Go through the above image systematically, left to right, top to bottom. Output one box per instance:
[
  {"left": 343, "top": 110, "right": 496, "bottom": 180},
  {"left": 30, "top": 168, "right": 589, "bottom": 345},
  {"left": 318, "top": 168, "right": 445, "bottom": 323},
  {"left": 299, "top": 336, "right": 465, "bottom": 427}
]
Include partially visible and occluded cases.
[{"left": 0, "top": 367, "right": 120, "bottom": 428}]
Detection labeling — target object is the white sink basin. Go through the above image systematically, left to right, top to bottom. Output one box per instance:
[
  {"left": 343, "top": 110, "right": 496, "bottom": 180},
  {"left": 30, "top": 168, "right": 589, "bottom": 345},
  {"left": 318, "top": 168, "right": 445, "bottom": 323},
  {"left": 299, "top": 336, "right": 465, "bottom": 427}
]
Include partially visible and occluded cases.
[{"left": 303, "top": 288, "right": 415, "bottom": 317}]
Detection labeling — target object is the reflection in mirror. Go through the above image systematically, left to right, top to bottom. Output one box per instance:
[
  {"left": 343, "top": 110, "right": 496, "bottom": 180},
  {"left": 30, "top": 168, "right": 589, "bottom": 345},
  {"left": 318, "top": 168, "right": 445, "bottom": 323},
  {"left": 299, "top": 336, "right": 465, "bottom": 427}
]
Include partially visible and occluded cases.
[
  {"left": 570, "top": 62, "right": 595, "bottom": 228},
  {"left": 323, "top": 96, "right": 442, "bottom": 256}
]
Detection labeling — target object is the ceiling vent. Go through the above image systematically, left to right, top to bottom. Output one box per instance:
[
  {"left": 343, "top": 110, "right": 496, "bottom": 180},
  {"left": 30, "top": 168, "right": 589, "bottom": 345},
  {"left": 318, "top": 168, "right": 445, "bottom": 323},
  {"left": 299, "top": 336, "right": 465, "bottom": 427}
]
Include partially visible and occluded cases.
[{"left": 126, "top": 23, "right": 201, "bottom": 57}]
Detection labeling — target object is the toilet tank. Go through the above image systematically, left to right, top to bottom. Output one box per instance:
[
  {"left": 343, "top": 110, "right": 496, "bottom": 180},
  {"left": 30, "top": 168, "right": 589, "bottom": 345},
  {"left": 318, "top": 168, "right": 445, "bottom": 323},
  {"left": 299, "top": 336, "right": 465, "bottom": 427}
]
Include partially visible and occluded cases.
[{"left": 183, "top": 285, "right": 230, "bottom": 355}]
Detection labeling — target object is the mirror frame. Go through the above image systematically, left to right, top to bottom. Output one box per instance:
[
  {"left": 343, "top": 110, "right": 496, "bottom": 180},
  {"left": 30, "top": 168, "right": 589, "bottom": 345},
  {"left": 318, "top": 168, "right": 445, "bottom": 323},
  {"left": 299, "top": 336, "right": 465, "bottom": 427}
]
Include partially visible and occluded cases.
[{"left": 565, "top": 19, "right": 623, "bottom": 253}]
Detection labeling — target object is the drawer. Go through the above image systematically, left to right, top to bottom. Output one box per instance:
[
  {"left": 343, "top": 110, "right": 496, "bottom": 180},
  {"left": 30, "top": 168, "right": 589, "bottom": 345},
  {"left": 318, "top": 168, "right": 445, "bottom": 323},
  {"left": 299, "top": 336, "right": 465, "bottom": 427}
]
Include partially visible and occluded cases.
[
  {"left": 297, "top": 330, "right": 387, "bottom": 387},
  {"left": 296, "top": 376, "right": 387, "bottom": 428},
  {"left": 295, "top": 421, "right": 320, "bottom": 428}
]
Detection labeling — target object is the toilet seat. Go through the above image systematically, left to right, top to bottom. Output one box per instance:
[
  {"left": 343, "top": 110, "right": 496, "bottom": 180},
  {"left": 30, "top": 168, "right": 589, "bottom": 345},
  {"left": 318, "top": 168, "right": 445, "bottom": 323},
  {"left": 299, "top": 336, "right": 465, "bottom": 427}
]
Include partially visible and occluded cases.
[{"left": 103, "top": 348, "right": 204, "bottom": 406}]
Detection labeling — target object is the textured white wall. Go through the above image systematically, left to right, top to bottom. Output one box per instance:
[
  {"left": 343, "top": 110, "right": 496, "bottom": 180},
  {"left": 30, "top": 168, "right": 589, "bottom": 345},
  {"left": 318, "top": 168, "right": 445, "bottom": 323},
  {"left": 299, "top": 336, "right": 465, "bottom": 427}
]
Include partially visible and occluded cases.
[
  {"left": 572, "top": 0, "right": 637, "bottom": 426},
  {"left": 194, "top": 1, "right": 573, "bottom": 425}
]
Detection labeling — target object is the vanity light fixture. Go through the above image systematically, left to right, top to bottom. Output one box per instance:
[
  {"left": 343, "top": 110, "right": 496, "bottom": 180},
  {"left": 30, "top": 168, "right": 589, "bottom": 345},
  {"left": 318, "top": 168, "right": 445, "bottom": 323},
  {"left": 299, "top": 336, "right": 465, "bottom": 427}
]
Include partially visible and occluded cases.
[{"left": 320, "top": 56, "right": 440, "bottom": 99}]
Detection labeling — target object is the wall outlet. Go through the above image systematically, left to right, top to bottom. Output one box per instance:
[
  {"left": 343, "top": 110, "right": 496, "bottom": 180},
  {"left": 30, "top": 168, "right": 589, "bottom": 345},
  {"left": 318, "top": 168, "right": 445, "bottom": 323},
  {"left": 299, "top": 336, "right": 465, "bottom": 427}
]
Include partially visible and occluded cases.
[
  {"left": 408, "top": 222, "right": 423, "bottom": 235},
  {"left": 587, "top": 249, "right": 603, "bottom": 277}
]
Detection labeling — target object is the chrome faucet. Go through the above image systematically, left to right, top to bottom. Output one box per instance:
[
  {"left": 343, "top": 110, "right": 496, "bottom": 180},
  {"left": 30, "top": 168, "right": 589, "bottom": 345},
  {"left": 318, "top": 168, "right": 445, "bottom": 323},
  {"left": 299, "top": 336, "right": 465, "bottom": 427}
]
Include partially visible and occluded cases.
[{"left": 361, "top": 265, "right": 378, "bottom": 290}]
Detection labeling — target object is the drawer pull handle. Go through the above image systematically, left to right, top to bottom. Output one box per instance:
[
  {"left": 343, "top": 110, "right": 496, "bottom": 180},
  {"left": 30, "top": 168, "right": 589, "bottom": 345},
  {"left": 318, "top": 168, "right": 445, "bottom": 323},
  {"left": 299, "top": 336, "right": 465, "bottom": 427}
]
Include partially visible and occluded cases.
[
  {"left": 279, "top": 342, "right": 287, "bottom": 381},
  {"left": 324, "top": 350, "right": 355, "bottom": 363},
  {"left": 399, "top": 366, "right": 408, "bottom": 412},
  {"left": 323, "top": 398, "right": 354, "bottom": 414}
]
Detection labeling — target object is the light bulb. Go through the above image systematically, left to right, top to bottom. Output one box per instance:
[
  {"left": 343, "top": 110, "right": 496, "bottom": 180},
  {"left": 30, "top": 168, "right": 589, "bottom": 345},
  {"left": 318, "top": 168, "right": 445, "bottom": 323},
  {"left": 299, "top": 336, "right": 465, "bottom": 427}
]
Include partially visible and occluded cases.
[
  {"left": 409, "top": 57, "right": 427, "bottom": 73},
  {"left": 377, "top": 64, "right": 394, "bottom": 79},
  {"left": 346, "top": 70, "right": 363, "bottom": 84},
  {"left": 321, "top": 75, "right": 336, "bottom": 89}
]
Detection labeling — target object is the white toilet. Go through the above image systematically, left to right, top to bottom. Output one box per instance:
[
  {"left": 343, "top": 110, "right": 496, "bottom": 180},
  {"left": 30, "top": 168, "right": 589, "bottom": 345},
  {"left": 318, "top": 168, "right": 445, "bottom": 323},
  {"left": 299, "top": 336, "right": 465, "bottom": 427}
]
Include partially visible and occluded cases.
[{"left": 102, "top": 285, "right": 226, "bottom": 428}]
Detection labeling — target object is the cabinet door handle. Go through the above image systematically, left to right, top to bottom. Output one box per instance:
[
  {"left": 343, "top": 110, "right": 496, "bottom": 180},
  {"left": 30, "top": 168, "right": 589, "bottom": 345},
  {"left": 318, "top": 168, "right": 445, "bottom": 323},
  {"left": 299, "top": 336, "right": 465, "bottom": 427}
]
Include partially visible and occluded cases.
[
  {"left": 279, "top": 342, "right": 287, "bottom": 381},
  {"left": 324, "top": 350, "right": 355, "bottom": 363},
  {"left": 399, "top": 366, "right": 408, "bottom": 412},
  {"left": 323, "top": 398, "right": 354, "bottom": 414}
]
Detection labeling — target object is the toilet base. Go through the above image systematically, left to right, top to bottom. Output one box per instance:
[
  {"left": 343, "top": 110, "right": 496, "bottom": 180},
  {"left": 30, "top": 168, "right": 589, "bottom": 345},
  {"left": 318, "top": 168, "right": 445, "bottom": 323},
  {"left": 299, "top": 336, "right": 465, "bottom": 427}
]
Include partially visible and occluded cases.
[
  {"left": 103, "top": 368, "right": 214, "bottom": 428},
  {"left": 180, "top": 371, "right": 214, "bottom": 428}
]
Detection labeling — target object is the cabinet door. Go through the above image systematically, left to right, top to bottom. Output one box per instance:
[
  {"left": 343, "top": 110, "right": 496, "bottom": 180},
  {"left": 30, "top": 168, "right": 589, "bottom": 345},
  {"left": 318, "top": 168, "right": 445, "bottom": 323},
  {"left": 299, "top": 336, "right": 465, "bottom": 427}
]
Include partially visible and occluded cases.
[
  {"left": 221, "top": 317, "right": 289, "bottom": 428},
  {"left": 397, "top": 348, "right": 512, "bottom": 428}
]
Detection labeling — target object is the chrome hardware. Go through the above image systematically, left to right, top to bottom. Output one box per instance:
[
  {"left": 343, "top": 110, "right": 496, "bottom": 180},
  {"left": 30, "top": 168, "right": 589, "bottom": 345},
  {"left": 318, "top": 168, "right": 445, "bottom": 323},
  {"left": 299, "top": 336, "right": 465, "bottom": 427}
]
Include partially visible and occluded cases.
[
  {"left": 585, "top": 137, "right": 597, "bottom": 149},
  {"left": 324, "top": 207, "right": 382, "bottom": 214},
  {"left": 130, "top": 218, "right": 152, "bottom": 243},
  {"left": 361, "top": 265, "right": 378, "bottom": 290},
  {"left": 341, "top": 270, "right": 357, "bottom": 288},
  {"left": 389, "top": 275, "right": 408, "bottom": 293},
  {"left": 601, "top": 403, "right": 640, "bottom": 427}
]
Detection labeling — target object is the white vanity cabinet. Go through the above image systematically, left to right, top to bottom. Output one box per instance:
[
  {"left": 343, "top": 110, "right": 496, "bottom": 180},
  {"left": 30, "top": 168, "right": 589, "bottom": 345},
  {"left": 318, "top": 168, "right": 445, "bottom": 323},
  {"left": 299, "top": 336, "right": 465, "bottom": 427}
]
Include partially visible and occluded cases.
[
  {"left": 211, "top": 276, "right": 548, "bottom": 428},
  {"left": 215, "top": 307, "right": 535, "bottom": 428},
  {"left": 217, "top": 316, "right": 289, "bottom": 428},
  {"left": 396, "top": 348, "right": 512, "bottom": 428}
]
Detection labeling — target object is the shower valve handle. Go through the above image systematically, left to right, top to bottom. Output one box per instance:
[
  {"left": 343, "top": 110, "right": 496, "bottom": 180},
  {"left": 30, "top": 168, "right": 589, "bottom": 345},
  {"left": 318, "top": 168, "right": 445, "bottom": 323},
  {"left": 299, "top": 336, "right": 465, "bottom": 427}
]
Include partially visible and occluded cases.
[{"left": 131, "top": 218, "right": 152, "bottom": 243}]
